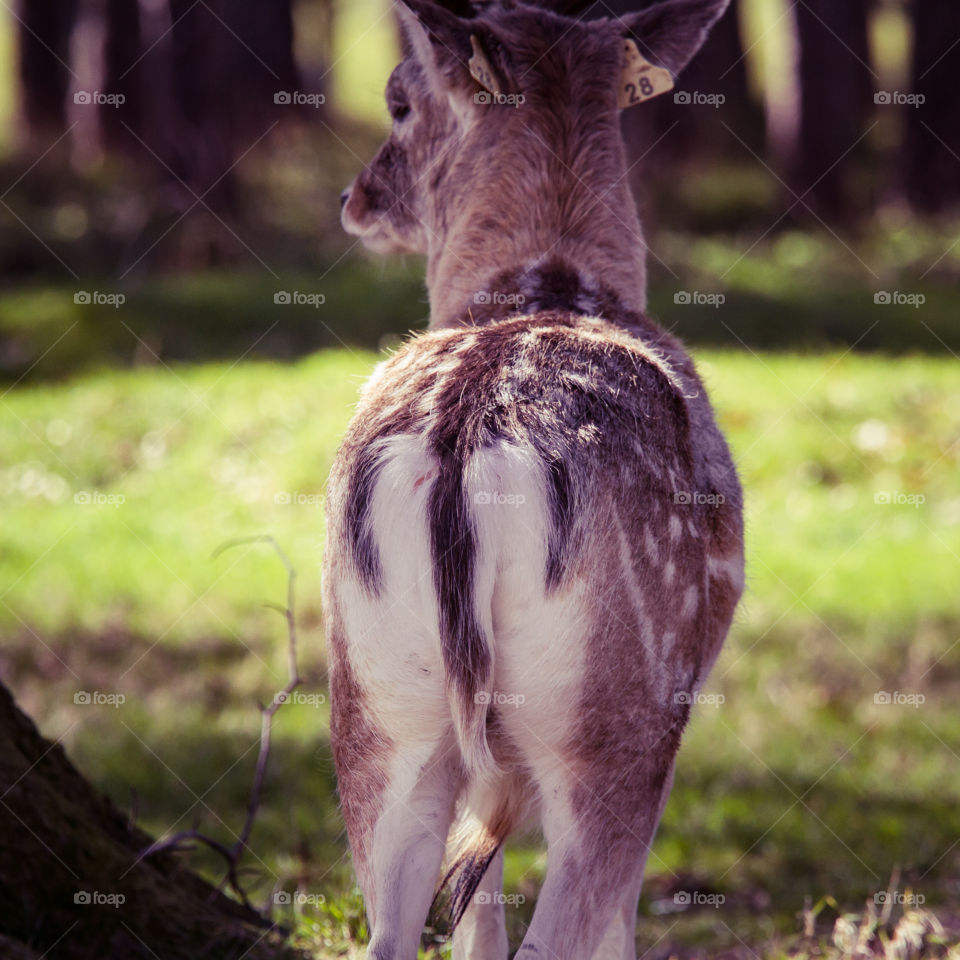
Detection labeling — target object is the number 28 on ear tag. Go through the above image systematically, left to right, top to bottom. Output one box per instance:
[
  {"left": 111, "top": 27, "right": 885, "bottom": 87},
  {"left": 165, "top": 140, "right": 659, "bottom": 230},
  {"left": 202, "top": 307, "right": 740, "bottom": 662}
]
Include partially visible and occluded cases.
[{"left": 618, "top": 38, "right": 674, "bottom": 109}]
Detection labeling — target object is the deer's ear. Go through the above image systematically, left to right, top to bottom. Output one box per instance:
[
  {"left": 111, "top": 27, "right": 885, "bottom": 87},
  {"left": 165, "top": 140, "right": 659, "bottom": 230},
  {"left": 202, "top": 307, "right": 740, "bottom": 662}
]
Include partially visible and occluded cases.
[
  {"left": 395, "top": 0, "right": 512, "bottom": 103},
  {"left": 617, "top": 0, "right": 729, "bottom": 78}
]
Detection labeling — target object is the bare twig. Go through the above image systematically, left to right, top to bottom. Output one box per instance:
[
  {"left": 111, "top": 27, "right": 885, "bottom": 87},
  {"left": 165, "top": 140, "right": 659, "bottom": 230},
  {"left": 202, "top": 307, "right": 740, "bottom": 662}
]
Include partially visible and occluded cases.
[
  {"left": 138, "top": 536, "right": 302, "bottom": 913},
  {"left": 216, "top": 536, "right": 302, "bottom": 864},
  {"left": 140, "top": 828, "right": 253, "bottom": 910}
]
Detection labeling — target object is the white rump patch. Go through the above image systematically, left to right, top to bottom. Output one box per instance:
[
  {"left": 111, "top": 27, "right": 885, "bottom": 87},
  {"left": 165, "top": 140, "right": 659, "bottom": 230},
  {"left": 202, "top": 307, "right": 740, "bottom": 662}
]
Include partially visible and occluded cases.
[
  {"left": 334, "top": 434, "right": 450, "bottom": 743},
  {"left": 465, "top": 440, "right": 594, "bottom": 790}
]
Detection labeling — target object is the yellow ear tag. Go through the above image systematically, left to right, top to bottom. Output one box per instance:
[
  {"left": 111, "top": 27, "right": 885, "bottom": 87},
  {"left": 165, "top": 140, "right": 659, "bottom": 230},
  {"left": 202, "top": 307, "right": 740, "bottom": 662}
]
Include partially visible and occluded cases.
[
  {"left": 468, "top": 34, "right": 503, "bottom": 97},
  {"left": 618, "top": 38, "right": 674, "bottom": 109}
]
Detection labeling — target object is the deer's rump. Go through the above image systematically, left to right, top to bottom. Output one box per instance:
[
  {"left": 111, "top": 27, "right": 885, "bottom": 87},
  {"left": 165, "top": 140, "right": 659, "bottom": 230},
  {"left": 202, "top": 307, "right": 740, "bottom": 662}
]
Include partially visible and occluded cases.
[{"left": 324, "top": 312, "right": 741, "bottom": 776}]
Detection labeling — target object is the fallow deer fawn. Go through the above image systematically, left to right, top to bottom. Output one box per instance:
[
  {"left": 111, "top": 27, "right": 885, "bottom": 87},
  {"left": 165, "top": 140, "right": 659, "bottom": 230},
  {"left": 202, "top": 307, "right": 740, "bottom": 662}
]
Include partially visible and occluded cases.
[{"left": 324, "top": 1, "right": 744, "bottom": 957}]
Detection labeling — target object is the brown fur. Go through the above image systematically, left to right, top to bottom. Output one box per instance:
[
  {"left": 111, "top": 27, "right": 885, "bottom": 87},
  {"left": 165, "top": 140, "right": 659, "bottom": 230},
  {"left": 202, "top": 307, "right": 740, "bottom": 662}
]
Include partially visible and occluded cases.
[
  {"left": 343, "top": 5, "right": 649, "bottom": 321},
  {"left": 324, "top": 576, "right": 392, "bottom": 874}
]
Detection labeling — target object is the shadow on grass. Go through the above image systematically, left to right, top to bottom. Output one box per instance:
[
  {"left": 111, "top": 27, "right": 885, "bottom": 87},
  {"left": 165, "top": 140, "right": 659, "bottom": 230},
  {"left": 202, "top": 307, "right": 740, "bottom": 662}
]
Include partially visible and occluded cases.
[
  {"left": 2, "top": 264, "right": 959, "bottom": 388},
  {"left": 85, "top": 720, "right": 350, "bottom": 908}
]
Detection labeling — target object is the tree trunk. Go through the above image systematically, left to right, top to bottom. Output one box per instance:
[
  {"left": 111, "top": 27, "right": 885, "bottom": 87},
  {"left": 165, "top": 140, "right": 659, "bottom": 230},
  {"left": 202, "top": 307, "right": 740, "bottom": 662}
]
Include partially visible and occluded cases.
[
  {"left": 16, "top": 0, "right": 78, "bottom": 144},
  {"left": 100, "top": 0, "right": 143, "bottom": 155},
  {"left": 166, "top": 0, "right": 238, "bottom": 214},
  {"left": 222, "top": 0, "right": 302, "bottom": 136},
  {"left": 652, "top": 0, "right": 763, "bottom": 162},
  {"left": 789, "top": 0, "right": 874, "bottom": 223},
  {"left": 903, "top": 0, "right": 960, "bottom": 213},
  {"left": 0, "top": 681, "right": 300, "bottom": 960}
]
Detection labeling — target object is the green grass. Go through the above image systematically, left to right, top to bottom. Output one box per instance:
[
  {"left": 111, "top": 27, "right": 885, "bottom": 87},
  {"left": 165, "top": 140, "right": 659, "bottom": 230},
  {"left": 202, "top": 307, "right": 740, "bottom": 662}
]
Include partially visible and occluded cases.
[{"left": 1, "top": 348, "right": 959, "bottom": 957}]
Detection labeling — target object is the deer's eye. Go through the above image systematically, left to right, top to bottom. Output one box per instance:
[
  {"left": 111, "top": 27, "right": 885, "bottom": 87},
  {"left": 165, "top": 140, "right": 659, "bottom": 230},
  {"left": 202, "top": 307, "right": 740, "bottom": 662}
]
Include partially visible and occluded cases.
[{"left": 389, "top": 99, "right": 411, "bottom": 123}]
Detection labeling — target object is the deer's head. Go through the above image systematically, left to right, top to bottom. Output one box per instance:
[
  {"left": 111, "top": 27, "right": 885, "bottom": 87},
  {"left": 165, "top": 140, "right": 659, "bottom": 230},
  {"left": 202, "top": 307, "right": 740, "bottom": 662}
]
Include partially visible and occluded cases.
[{"left": 342, "top": 0, "right": 729, "bottom": 320}]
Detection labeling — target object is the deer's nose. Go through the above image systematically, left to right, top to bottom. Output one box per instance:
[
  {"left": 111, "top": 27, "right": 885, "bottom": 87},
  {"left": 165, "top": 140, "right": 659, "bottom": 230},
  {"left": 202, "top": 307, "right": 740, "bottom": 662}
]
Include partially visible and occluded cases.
[{"left": 340, "top": 189, "right": 350, "bottom": 209}]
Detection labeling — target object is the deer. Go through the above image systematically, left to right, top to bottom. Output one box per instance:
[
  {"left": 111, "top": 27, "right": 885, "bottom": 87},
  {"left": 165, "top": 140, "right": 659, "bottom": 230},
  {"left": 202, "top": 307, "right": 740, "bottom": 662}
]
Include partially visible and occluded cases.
[{"left": 323, "top": 1, "right": 744, "bottom": 958}]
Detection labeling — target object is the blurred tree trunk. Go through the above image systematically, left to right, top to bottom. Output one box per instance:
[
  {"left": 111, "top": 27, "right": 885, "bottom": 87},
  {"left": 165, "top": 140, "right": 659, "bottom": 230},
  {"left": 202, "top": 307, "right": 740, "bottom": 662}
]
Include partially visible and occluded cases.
[
  {"left": 16, "top": 0, "right": 78, "bottom": 145},
  {"left": 101, "top": 0, "right": 143, "bottom": 155},
  {"left": 162, "top": 0, "right": 302, "bottom": 260},
  {"left": 166, "top": 0, "right": 301, "bottom": 188},
  {"left": 167, "top": 0, "right": 238, "bottom": 215},
  {"left": 224, "top": 0, "right": 301, "bottom": 135},
  {"left": 653, "top": 0, "right": 763, "bottom": 160},
  {"left": 788, "top": 0, "right": 874, "bottom": 223},
  {"left": 903, "top": 0, "right": 960, "bottom": 213},
  {"left": 0, "top": 681, "right": 299, "bottom": 960}
]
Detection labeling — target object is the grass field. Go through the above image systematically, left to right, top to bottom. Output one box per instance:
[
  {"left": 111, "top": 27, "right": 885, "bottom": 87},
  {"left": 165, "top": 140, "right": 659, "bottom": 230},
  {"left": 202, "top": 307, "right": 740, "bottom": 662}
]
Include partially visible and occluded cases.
[{"left": 2, "top": 346, "right": 959, "bottom": 958}]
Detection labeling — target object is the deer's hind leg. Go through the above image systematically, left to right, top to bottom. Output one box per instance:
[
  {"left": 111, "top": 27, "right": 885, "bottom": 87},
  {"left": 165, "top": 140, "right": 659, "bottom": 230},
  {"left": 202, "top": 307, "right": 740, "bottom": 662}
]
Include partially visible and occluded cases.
[
  {"left": 327, "top": 435, "right": 473, "bottom": 958},
  {"left": 498, "top": 541, "right": 687, "bottom": 960},
  {"left": 327, "top": 592, "right": 462, "bottom": 956},
  {"left": 330, "top": 646, "right": 463, "bottom": 960},
  {"left": 511, "top": 738, "right": 677, "bottom": 960},
  {"left": 365, "top": 744, "right": 461, "bottom": 960},
  {"left": 589, "top": 759, "right": 677, "bottom": 960}
]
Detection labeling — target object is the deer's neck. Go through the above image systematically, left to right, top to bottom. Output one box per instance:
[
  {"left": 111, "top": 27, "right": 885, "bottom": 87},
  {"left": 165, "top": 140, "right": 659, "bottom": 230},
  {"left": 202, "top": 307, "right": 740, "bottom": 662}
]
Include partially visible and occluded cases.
[{"left": 424, "top": 125, "right": 647, "bottom": 328}]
